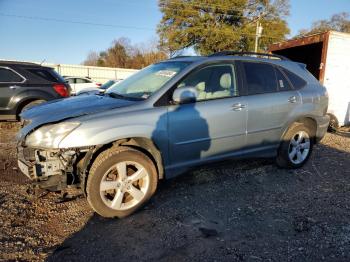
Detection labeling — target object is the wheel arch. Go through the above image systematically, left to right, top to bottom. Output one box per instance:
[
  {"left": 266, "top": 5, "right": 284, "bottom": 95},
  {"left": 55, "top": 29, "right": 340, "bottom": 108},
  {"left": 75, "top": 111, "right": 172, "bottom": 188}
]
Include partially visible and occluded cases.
[
  {"left": 12, "top": 91, "right": 54, "bottom": 118},
  {"left": 16, "top": 98, "right": 46, "bottom": 118},
  {"left": 281, "top": 116, "right": 318, "bottom": 143},
  {"left": 79, "top": 137, "right": 164, "bottom": 195}
]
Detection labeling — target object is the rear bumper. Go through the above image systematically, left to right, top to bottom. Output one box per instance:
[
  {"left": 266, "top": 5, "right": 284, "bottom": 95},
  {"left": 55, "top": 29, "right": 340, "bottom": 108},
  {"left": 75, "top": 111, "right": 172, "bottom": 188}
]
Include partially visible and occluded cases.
[{"left": 315, "top": 115, "right": 330, "bottom": 143}]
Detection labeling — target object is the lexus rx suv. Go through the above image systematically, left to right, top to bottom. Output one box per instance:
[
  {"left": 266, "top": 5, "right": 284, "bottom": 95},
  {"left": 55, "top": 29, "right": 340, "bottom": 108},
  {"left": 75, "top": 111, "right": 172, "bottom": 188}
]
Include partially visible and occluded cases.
[
  {"left": 17, "top": 52, "right": 329, "bottom": 218},
  {"left": 0, "top": 61, "right": 70, "bottom": 121}
]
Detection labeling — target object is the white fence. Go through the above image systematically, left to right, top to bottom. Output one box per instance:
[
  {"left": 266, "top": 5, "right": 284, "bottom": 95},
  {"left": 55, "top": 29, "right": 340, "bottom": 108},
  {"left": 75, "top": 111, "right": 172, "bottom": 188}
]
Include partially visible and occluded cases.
[
  {"left": 1, "top": 59, "right": 139, "bottom": 84},
  {"left": 43, "top": 63, "right": 139, "bottom": 84}
]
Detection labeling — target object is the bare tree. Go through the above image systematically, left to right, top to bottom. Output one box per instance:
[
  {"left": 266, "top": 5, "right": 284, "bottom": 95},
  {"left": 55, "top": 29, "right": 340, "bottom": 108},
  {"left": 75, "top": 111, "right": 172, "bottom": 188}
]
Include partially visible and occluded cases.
[
  {"left": 82, "top": 37, "right": 168, "bottom": 69},
  {"left": 82, "top": 51, "right": 100, "bottom": 66}
]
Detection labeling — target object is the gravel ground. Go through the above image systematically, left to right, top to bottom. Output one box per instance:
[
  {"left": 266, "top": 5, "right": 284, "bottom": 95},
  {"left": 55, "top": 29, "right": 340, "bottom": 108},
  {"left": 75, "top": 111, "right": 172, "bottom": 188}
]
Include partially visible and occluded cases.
[{"left": 0, "top": 122, "right": 350, "bottom": 261}]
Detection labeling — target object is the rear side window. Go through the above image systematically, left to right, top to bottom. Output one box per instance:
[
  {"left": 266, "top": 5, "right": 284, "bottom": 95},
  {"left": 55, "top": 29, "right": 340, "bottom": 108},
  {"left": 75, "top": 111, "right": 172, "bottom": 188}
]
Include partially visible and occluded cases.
[
  {"left": 243, "top": 62, "right": 277, "bottom": 95},
  {"left": 0, "top": 68, "right": 24, "bottom": 83},
  {"left": 27, "top": 68, "right": 58, "bottom": 82},
  {"left": 275, "top": 68, "right": 293, "bottom": 91},
  {"left": 282, "top": 69, "right": 306, "bottom": 90},
  {"left": 67, "top": 78, "right": 75, "bottom": 84},
  {"left": 76, "top": 78, "right": 91, "bottom": 84}
]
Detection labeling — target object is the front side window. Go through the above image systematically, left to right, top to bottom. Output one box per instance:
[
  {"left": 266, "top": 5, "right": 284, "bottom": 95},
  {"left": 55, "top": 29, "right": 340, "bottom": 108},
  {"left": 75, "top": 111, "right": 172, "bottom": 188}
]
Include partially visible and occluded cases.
[
  {"left": 107, "top": 61, "right": 190, "bottom": 99},
  {"left": 243, "top": 62, "right": 277, "bottom": 95},
  {"left": 177, "top": 64, "right": 238, "bottom": 101},
  {"left": 0, "top": 68, "right": 24, "bottom": 83}
]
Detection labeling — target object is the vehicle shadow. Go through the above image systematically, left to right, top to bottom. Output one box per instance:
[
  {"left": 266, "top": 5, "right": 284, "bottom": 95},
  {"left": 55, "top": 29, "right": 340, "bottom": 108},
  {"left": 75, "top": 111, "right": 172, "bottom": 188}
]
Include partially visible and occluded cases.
[{"left": 47, "top": 137, "right": 350, "bottom": 262}]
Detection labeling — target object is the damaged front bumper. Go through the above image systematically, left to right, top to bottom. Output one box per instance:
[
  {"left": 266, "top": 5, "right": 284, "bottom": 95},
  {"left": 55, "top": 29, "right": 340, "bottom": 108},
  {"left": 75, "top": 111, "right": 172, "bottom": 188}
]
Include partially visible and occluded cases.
[{"left": 17, "top": 146, "right": 88, "bottom": 191}]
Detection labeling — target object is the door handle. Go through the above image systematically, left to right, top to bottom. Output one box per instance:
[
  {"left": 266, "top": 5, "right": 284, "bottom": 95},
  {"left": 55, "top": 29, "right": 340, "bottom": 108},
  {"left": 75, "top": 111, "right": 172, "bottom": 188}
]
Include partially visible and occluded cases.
[
  {"left": 9, "top": 85, "right": 20, "bottom": 90},
  {"left": 288, "top": 96, "right": 297, "bottom": 103},
  {"left": 231, "top": 103, "right": 246, "bottom": 111}
]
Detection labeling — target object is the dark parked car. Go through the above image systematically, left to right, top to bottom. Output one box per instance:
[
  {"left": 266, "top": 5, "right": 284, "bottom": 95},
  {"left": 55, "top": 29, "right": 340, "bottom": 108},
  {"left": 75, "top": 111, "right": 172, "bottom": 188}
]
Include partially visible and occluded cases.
[{"left": 0, "top": 61, "right": 70, "bottom": 121}]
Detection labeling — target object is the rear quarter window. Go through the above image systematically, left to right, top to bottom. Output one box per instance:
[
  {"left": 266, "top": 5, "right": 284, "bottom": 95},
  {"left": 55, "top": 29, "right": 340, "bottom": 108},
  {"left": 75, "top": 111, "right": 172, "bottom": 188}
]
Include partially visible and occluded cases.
[
  {"left": 26, "top": 68, "right": 64, "bottom": 83},
  {"left": 275, "top": 68, "right": 293, "bottom": 91},
  {"left": 282, "top": 69, "right": 307, "bottom": 90}
]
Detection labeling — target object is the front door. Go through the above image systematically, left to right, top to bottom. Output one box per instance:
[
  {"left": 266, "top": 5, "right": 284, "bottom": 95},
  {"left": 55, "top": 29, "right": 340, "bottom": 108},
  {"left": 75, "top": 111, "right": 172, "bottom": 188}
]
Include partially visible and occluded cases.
[{"left": 167, "top": 63, "right": 247, "bottom": 168}]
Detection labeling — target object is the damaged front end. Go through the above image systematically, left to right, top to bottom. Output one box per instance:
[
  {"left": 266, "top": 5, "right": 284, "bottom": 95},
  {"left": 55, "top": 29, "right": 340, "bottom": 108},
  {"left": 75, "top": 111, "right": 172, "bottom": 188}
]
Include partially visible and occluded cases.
[{"left": 17, "top": 146, "right": 90, "bottom": 191}]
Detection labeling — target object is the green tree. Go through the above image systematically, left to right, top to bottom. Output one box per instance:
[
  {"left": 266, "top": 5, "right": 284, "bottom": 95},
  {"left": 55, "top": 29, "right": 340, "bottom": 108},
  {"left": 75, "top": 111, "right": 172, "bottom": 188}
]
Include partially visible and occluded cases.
[
  {"left": 157, "top": 0, "right": 290, "bottom": 55},
  {"left": 298, "top": 12, "right": 350, "bottom": 37}
]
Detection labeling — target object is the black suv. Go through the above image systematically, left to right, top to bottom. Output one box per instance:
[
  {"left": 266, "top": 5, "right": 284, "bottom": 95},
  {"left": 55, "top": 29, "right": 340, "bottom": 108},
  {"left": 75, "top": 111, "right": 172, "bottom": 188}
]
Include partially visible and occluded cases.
[{"left": 0, "top": 61, "right": 70, "bottom": 120}]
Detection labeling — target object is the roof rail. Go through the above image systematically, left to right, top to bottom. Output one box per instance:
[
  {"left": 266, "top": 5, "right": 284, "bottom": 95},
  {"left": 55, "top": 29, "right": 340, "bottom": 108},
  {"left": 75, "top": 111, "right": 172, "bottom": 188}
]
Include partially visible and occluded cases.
[
  {"left": 209, "top": 51, "right": 289, "bottom": 61},
  {"left": 169, "top": 55, "right": 197, "bottom": 59}
]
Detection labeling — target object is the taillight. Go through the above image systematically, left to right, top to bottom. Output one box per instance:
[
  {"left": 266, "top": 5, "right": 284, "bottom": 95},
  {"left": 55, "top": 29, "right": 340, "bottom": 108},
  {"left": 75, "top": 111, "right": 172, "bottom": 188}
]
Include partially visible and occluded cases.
[
  {"left": 53, "top": 83, "right": 69, "bottom": 97},
  {"left": 96, "top": 83, "right": 102, "bottom": 87}
]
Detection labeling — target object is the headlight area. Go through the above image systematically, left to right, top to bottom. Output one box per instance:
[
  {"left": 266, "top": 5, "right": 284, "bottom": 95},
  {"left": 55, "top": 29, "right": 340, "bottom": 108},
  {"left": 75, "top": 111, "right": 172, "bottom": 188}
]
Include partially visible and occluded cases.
[
  {"left": 25, "top": 122, "right": 80, "bottom": 149},
  {"left": 18, "top": 146, "right": 89, "bottom": 191}
]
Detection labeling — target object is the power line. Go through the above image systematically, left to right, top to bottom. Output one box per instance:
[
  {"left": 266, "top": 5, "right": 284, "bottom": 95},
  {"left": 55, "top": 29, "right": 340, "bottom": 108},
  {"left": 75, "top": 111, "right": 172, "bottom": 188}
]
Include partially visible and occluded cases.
[
  {"left": 160, "top": 0, "right": 258, "bottom": 13},
  {"left": 0, "top": 12, "right": 284, "bottom": 40},
  {"left": 0, "top": 13, "right": 155, "bottom": 31}
]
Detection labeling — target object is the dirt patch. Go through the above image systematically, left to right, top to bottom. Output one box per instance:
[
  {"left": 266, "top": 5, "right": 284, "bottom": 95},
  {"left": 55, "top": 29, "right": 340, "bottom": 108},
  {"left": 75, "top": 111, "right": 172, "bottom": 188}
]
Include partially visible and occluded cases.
[{"left": 0, "top": 122, "right": 350, "bottom": 261}]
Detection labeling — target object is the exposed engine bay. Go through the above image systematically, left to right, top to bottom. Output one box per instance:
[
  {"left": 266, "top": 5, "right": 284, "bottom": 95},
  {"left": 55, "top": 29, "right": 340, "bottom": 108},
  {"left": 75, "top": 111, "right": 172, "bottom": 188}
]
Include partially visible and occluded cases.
[{"left": 17, "top": 146, "right": 90, "bottom": 191}]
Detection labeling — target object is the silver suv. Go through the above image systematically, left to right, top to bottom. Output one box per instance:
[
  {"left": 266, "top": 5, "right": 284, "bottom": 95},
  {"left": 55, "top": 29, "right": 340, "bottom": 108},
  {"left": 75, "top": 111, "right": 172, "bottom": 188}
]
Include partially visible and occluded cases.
[{"left": 17, "top": 52, "right": 329, "bottom": 218}]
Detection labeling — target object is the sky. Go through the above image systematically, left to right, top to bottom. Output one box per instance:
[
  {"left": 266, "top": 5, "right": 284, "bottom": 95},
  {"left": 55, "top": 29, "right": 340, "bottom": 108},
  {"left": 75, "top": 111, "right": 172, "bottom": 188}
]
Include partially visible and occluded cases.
[{"left": 0, "top": 0, "right": 349, "bottom": 64}]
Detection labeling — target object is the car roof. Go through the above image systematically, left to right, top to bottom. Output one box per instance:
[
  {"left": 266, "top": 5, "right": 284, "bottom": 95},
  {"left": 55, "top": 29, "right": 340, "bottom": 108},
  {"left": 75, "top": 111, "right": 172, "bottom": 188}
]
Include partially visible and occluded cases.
[
  {"left": 163, "top": 54, "right": 295, "bottom": 68},
  {"left": 0, "top": 60, "right": 54, "bottom": 69}
]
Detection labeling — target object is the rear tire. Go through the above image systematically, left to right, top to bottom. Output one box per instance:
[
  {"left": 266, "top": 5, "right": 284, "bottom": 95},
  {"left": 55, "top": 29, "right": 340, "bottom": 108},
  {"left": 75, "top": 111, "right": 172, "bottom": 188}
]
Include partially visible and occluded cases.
[
  {"left": 327, "top": 114, "right": 339, "bottom": 132},
  {"left": 276, "top": 123, "right": 314, "bottom": 169},
  {"left": 86, "top": 146, "right": 158, "bottom": 218}
]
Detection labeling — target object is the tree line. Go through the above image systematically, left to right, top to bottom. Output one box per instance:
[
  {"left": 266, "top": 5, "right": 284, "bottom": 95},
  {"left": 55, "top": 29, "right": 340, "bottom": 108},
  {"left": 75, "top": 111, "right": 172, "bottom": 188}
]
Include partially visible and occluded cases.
[
  {"left": 83, "top": 0, "right": 350, "bottom": 68},
  {"left": 83, "top": 38, "right": 167, "bottom": 69}
]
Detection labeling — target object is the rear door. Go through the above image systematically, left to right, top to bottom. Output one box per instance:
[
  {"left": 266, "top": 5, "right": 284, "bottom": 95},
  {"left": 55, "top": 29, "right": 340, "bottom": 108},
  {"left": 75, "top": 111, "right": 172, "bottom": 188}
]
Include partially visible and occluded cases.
[
  {"left": 240, "top": 61, "right": 301, "bottom": 149},
  {"left": 167, "top": 62, "right": 247, "bottom": 167},
  {"left": 0, "top": 66, "right": 26, "bottom": 109}
]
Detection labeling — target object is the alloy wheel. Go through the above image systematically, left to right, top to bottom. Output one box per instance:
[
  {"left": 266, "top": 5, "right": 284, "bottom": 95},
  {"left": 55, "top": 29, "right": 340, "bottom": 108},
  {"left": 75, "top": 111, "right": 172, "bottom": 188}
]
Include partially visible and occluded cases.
[
  {"left": 288, "top": 131, "right": 311, "bottom": 164},
  {"left": 99, "top": 161, "right": 150, "bottom": 211}
]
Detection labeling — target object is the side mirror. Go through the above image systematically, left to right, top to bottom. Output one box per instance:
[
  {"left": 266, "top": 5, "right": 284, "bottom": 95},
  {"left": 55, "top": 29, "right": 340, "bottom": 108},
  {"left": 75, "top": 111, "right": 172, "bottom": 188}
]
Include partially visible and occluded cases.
[{"left": 172, "top": 87, "right": 198, "bottom": 104}]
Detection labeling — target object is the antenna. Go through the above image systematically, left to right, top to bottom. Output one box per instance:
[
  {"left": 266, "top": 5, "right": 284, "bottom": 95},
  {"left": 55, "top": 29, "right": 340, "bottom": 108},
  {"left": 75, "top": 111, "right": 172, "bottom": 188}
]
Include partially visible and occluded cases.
[{"left": 40, "top": 59, "right": 46, "bottom": 65}]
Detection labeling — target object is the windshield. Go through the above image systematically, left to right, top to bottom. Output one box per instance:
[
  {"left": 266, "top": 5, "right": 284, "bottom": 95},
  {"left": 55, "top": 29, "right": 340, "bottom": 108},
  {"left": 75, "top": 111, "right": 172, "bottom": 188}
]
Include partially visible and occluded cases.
[{"left": 107, "top": 61, "right": 190, "bottom": 99}]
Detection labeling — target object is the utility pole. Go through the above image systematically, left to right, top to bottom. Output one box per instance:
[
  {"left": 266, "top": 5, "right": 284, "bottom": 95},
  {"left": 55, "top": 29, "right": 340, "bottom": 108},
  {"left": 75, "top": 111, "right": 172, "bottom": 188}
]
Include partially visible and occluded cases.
[{"left": 254, "top": 17, "right": 263, "bottom": 53}]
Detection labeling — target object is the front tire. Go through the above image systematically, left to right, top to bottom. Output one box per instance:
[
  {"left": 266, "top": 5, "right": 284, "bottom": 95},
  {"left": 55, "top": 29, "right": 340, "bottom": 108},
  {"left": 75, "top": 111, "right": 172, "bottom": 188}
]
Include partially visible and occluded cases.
[
  {"left": 276, "top": 123, "right": 314, "bottom": 168},
  {"left": 86, "top": 146, "right": 158, "bottom": 218}
]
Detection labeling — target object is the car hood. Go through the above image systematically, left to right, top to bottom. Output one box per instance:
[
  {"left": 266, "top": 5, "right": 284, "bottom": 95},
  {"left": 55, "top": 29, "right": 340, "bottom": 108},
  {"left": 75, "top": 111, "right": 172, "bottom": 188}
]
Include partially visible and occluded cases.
[{"left": 17, "top": 94, "right": 137, "bottom": 142}]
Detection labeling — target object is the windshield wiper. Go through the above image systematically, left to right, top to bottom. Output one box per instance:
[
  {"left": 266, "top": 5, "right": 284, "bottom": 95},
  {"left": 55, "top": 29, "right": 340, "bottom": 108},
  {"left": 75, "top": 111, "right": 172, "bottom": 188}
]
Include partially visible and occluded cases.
[{"left": 106, "top": 92, "right": 144, "bottom": 101}]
